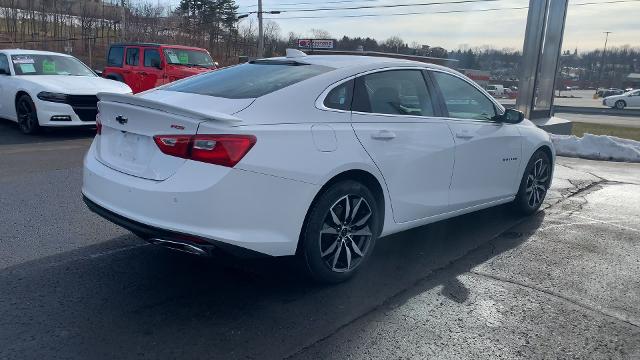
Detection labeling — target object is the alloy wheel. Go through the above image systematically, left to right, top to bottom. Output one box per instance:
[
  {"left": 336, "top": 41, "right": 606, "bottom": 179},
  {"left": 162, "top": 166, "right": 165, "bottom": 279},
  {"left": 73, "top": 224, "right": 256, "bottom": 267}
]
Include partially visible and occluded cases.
[
  {"left": 17, "top": 99, "right": 36, "bottom": 133},
  {"left": 525, "top": 158, "right": 549, "bottom": 208},
  {"left": 319, "top": 194, "right": 373, "bottom": 273}
]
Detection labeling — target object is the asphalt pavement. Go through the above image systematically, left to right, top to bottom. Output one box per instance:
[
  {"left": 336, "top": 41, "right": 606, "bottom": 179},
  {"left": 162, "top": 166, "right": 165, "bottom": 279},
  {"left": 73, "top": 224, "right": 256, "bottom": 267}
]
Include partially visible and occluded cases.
[{"left": 1, "top": 118, "right": 639, "bottom": 359}]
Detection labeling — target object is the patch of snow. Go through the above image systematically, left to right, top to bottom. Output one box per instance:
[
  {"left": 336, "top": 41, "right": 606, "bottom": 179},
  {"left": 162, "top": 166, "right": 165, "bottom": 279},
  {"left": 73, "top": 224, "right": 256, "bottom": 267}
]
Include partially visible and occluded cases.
[{"left": 550, "top": 133, "right": 640, "bottom": 162}]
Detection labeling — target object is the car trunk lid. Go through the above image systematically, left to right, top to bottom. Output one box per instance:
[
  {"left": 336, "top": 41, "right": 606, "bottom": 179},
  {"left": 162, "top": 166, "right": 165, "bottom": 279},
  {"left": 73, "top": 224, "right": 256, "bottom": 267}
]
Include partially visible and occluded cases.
[{"left": 95, "top": 92, "right": 242, "bottom": 181}]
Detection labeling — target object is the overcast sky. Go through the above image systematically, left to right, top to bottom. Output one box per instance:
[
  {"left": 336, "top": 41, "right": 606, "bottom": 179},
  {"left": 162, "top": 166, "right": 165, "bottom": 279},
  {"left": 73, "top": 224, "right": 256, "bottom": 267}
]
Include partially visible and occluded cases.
[{"left": 159, "top": 0, "right": 640, "bottom": 51}]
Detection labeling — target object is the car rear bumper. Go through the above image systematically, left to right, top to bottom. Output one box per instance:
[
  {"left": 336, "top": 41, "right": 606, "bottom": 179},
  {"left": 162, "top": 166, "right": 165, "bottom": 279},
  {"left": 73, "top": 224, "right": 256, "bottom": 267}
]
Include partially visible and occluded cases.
[{"left": 82, "top": 140, "right": 318, "bottom": 256}]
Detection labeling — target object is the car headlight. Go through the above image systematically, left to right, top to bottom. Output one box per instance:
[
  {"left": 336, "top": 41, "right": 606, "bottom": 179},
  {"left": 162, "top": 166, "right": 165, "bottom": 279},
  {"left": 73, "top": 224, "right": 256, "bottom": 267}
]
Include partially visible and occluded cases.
[{"left": 37, "top": 91, "right": 68, "bottom": 103}]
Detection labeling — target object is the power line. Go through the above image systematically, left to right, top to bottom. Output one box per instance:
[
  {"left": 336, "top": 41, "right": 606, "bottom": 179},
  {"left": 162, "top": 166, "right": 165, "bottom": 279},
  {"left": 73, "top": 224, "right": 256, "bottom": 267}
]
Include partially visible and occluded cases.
[
  {"left": 239, "top": 0, "right": 409, "bottom": 8},
  {"left": 264, "top": 0, "right": 640, "bottom": 19},
  {"left": 267, "top": 0, "right": 503, "bottom": 13},
  {"left": 266, "top": 5, "right": 527, "bottom": 19}
]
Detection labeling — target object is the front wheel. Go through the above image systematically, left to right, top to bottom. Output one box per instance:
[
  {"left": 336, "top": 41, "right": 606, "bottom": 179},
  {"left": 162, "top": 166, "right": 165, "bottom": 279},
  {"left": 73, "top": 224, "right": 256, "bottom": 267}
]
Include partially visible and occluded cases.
[
  {"left": 16, "top": 94, "right": 40, "bottom": 135},
  {"left": 615, "top": 100, "right": 626, "bottom": 110},
  {"left": 513, "top": 150, "right": 551, "bottom": 215},
  {"left": 299, "top": 180, "right": 380, "bottom": 283}
]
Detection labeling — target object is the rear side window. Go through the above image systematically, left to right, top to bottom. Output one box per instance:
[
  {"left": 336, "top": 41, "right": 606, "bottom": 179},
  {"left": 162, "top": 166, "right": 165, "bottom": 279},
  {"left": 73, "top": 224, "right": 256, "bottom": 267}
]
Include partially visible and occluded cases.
[
  {"left": 107, "top": 46, "right": 124, "bottom": 67},
  {"left": 126, "top": 48, "right": 139, "bottom": 66},
  {"left": 144, "top": 49, "right": 161, "bottom": 68},
  {"left": 0, "top": 54, "right": 9, "bottom": 74},
  {"left": 165, "top": 62, "right": 333, "bottom": 99},
  {"left": 353, "top": 70, "right": 435, "bottom": 117},
  {"left": 324, "top": 80, "right": 353, "bottom": 110}
]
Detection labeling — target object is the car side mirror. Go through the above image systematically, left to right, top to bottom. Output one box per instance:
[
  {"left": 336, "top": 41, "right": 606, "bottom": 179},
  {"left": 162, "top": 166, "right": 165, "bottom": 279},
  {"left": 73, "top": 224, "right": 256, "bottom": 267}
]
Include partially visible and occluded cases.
[
  {"left": 153, "top": 60, "right": 162, "bottom": 69},
  {"left": 0, "top": 68, "right": 9, "bottom": 75},
  {"left": 497, "top": 108, "right": 524, "bottom": 124}
]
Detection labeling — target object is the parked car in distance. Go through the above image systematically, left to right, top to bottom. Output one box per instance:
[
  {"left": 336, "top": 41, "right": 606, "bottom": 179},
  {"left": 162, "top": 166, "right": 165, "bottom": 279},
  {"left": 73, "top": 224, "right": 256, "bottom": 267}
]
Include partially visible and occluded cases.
[
  {"left": 102, "top": 43, "right": 217, "bottom": 94},
  {"left": 0, "top": 49, "right": 131, "bottom": 134},
  {"left": 83, "top": 50, "right": 555, "bottom": 283},
  {"left": 486, "top": 84, "right": 505, "bottom": 97},
  {"left": 596, "top": 88, "right": 624, "bottom": 98},
  {"left": 603, "top": 89, "right": 640, "bottom": 109}
]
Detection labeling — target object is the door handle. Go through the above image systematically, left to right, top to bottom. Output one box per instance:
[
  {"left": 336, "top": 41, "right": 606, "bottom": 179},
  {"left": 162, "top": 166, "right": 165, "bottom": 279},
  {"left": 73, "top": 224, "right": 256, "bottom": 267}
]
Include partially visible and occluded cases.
[
  {"left": 139, "top": 71, "right": 148, "bottom": 75},
  {"left": 371, "top": 130, "right": 396, "bottom": 140},
  {"left": 455, "top": 133, "right": 474, "bottom": 140}
]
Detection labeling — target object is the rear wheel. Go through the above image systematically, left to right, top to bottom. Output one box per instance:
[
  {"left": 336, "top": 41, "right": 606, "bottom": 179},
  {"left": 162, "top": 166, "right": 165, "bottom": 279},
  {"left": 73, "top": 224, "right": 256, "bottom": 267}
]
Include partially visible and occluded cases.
[
  {"left": 16, "top": 94, "right": 40, "bottom": 135},
  {"left": 615, "top": 100, "right": 626, "bottom": 110},
  {"left": 513, "top": 150, "right": 551, "bottom": 215},
  {"left": 299, "top": 180, "right": 380, "bottom": 283}
]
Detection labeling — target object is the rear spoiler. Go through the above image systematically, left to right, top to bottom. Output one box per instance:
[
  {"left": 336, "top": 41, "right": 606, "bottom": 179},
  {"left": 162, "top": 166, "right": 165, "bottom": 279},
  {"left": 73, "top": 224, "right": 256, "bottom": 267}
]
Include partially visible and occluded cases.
[{"left": 97, "top": 92, "right": 242, "bottom": 123}]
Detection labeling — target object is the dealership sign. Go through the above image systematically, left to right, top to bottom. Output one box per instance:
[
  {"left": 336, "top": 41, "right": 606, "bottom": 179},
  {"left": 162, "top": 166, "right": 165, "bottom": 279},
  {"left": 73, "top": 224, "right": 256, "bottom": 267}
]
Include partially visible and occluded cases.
[{"left": 297, "top": 39, "right": 335, "bottom": 49}]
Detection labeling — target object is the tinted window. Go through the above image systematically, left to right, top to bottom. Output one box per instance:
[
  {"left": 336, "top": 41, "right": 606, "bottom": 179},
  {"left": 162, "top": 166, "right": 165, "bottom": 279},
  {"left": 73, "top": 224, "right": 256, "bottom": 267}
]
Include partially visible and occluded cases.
[
  {"left": 108, "top": 46, "right": 124, "bottom": 67},
  {"left": 126, "top": 48, "right": 139, "bottom": 66},
  {"left": 163, "top": 48, "right": 214, "bottom": 67},
  {"left": 144, "top": 49, "right": 161, "bottom": 68},
  {"left": 0, "top": 54, "right": 9, "bottom": 74},
  {"left": 10, "top": 54, "right": 95, "bottom": 76},
  {"left": 165, "top": 62, "right": 333, "bottom": 99},
  {"left": 353, "top": 70, "right": 434, "bottom": 117},
  {"left": 432, "top": 71, "right": 497, "bottom": 121},
  {"left": 324, "top": 80, "right": 353, "bottom": 110}
]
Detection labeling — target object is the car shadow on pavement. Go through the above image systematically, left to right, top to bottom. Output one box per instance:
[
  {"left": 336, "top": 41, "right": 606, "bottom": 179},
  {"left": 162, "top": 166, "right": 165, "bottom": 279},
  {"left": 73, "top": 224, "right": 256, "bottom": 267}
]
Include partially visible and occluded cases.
[
  {"left": 0, "top": 118, "right": 95, "bottom": 145},
  {"left": 0, "top": 205, "right": 545, "bottom": 360}
]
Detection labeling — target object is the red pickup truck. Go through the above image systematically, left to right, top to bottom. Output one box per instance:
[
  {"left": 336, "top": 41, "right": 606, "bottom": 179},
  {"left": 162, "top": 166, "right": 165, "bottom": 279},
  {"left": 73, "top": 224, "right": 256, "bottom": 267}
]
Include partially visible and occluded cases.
[{"left": 102, "top": 43, "right": 217, "bottom": 93}]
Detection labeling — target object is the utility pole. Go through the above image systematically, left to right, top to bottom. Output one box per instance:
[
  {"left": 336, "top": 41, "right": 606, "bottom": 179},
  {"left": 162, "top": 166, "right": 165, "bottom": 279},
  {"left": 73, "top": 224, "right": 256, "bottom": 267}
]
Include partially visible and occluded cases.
[
  {"left": 121, "top": 0, "right": 127, "bottom": 42},
  {"left": 257, "top": 0, "right": 264, "bottom": 58},
  {"left": 598, "top": 31, "right": 612, "bottom": 88}
]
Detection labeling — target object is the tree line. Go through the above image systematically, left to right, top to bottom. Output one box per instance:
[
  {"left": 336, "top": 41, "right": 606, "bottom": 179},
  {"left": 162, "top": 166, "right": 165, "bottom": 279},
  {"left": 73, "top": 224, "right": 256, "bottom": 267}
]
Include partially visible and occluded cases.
[{"left": 0, "top": 0, "right": 637, "bottom": 88}]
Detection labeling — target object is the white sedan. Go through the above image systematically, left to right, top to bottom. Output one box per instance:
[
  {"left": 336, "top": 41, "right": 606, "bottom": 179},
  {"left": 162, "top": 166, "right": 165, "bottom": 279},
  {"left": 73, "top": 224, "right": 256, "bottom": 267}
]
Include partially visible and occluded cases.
[
  {"left": 0, "top": 49, "right": 131, "bottom": 134},
  {"left": 82, "top": 51, "right": 554, "bottom": 283},
  {"left": 603, "top": 89, "right": 640, "bottom": 109}
]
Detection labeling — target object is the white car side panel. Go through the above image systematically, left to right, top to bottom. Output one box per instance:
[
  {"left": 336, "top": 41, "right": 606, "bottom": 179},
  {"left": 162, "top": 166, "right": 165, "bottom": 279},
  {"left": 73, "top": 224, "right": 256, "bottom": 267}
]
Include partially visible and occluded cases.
[
  {"left": 351, "top": 114, "right": 456, "bottom": 223},
  {"left": 517, "top": 120, "right": 555, "bottom": 183},
  {"left": 448, "top": 121, "right": 522, "bottom": 209}
]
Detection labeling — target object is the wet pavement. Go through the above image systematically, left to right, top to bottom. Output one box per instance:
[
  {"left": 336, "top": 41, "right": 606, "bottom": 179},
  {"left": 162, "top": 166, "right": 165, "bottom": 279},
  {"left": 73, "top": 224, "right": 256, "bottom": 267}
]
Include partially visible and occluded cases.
[{"left": 1, "top": 120, "right": 639, "bottom": 359}]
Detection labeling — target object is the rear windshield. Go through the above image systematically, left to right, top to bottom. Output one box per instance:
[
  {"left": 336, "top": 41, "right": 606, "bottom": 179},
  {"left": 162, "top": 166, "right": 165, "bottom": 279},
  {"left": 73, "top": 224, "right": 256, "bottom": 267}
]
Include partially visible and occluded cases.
[{"left": 164, "top": 62, "right": 333, "bottom": 99}]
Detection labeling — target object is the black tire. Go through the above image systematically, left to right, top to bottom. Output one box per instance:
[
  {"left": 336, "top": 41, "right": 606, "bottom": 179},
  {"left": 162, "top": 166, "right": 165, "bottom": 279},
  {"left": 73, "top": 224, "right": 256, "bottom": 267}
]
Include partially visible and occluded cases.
[
  {"left": 16, "top": 94, "right": 40, "bottom": 135},
  {"left": 615, "top": 100, "right": 626, "bottom": 110},
  {"left": 513, "top": 150, "right": 552, "bottom": 215},
  {"left": 299, "top": 180, "right": 381, "bottom": 283}
]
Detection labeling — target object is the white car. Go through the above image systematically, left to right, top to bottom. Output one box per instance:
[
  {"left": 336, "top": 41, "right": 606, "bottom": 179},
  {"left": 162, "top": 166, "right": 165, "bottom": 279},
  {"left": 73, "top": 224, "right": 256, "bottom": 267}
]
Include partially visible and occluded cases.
[
  {"left": 0, "top": 49, "right": 131, "bottom": 134},
  {"left": 82, "top": 51, "right": 554, "bottom": 283},
  {"left": 603, "top": 89, "right": 640, "bottom": 110}
]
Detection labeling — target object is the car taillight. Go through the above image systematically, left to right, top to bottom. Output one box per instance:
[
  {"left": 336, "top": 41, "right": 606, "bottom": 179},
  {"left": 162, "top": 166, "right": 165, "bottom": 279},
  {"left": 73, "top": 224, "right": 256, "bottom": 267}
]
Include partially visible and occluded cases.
[
  {"left": 96, "top": 113, "right": 102, "bottom": 135},
  {"left": 153, "top": 134, "right": 256, "bottom": 167}
]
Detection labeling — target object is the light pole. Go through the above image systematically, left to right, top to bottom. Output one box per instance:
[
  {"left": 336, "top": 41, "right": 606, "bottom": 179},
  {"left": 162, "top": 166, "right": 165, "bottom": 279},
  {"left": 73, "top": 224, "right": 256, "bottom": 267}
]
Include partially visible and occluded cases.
[{"left": 598, "top": 31, "right": 612, "bottom": 88}]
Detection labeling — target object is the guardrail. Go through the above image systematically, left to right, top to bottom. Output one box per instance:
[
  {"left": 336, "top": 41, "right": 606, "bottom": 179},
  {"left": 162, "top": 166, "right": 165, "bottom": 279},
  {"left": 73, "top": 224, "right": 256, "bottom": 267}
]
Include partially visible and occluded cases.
[
  {"left": 502, "top": 103, "right": 640, "bottom": 117},
  {"left": 553, "top": 106, "right": 640, "bottom": 117}
]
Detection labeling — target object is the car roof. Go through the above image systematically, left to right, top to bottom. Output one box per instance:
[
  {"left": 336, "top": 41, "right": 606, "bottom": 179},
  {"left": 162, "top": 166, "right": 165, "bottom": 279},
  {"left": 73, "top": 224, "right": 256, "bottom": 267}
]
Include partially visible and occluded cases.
[
  {"left": 110, "top": 43, "right": 209, "bottom": 51},
  {"left": 0, "top": 49, "right": 73, "bottom": 57},
  {"left": 266, "top": 54, "right": 454, "bottom": 73}
]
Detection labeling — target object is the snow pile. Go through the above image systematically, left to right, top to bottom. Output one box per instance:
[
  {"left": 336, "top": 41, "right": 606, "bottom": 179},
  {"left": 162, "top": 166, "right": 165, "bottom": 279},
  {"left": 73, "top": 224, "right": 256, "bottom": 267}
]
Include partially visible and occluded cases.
[{"left": 550, "top": 133, "right": 640, "bottom": 162}]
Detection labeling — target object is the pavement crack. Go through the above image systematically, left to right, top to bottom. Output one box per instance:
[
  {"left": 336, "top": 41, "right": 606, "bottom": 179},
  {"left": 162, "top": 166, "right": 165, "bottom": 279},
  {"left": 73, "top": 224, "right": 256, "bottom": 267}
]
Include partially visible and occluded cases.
[{"left": 468, "top": 270, "right": 640, "bottom": 330}]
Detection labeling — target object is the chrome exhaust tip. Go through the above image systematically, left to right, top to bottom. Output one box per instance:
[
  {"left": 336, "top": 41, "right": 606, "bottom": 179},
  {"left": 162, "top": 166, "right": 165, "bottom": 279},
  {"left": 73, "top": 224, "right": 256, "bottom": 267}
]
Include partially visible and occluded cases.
[{"left": 148, "top": 238, "right": 210, "bottom": 256}]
